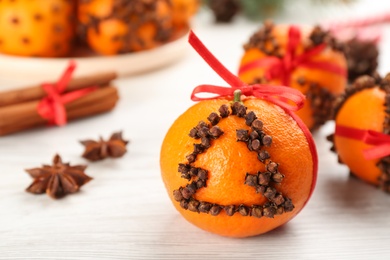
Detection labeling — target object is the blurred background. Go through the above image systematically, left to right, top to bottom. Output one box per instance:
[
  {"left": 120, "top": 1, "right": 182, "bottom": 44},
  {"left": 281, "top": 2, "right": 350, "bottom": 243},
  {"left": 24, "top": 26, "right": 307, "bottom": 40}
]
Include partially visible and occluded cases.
[{"left": 0, "top": 0, "right": 389, "bottom": 87}]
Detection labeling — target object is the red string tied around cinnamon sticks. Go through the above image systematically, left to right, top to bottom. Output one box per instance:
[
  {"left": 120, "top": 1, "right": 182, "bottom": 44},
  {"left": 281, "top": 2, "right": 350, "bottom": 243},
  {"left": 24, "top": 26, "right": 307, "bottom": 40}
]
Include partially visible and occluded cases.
[
  {"left": 238, "top": 26, "right": 347, "bottom": 86},
  {"left": 188, "top": 31, "right": 305, "bottom": 113},
  {"left": 37, "top": 61, "right": 97, "bottom": 126},
  {"left": 336, "top": 125, "right": 390, "bottom": 160}
]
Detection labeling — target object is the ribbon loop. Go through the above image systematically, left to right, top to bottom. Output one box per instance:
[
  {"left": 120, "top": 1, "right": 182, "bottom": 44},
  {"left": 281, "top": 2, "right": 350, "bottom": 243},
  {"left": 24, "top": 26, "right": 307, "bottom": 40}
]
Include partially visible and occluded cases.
[
  {"left": 251, "top": 84, "right": 305, "bottom": 111},
  {"left": 191, "top": 85, "right": 235, "bottom": 101},
  {"left": 335, "top": 125, "right": 390, "bottom": 160}
]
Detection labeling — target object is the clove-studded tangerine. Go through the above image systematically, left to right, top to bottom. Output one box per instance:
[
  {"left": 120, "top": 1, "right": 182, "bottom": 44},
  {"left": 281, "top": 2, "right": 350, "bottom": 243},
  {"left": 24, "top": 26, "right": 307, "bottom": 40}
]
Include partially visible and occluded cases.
[
  {"left": 0, "top": 0, "right": 76, "bottom": 57},
  {"left": 78, "top": 0, "right": 173, "bottom": 55},
  {"left": 171, "top": 0, "right": 200, "bottom": 30},
  {"left": 238, "top": 22, "right": 347, "bottom": 131},
  {"left": 160, "top": 31, "right": 318, "bottom": 238},
  {"left": 328, "top": 74, "right": 390, "bottom": 193}
]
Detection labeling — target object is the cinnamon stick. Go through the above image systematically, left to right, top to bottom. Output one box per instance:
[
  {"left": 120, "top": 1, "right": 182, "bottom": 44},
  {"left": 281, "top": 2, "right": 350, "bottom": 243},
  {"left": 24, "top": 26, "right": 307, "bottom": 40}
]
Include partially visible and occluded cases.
[
  {"left": 0, "top": 72, "right": 117, "bottom": 107},
  {"left": 0, "top": 86, "right": 119, "bottom": 136},
  {"left": 64, "top": 86, "right": 119, "bottom": 111},
  {"left": 0, "top": 87, "right": 118, "bottom": 128},
  {"left": 67, "top": 94, "right": 118, "bottom": 120},
  {"left": 0, "top": 98, "right": 118, "bottom": 136},
  {"left": 0, "top": 101, "right": 39, "bottom": 127}
]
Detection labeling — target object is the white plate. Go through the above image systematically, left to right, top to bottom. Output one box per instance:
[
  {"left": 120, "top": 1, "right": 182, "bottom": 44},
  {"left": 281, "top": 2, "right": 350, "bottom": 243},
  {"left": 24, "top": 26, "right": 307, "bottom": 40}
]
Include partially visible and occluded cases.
[{"left": 0, "top": 31, "right": 188, "bottom": 88}]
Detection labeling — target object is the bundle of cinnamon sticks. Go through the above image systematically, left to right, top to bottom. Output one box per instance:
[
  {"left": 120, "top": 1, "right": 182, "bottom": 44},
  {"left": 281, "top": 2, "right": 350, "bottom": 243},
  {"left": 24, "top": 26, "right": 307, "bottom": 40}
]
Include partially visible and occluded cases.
[{"left": 0, "top": 71, "right": 119, "bottom": 136}]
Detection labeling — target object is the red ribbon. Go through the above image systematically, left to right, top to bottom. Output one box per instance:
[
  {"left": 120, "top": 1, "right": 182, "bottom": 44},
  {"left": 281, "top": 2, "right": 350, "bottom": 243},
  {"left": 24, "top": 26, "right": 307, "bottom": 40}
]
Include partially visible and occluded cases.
[
  {"left": 326, "top": 12, "right": 390, "bottom": 32},
  {"left": 238, "top": 26, "right": 347, "bottom": 86},
  {"left": 188, "top": 30, "right": 318, "bottom": 208},
  {"left": 188, "top": 31, "right": 305, "bottom": 112},
  {"left": 37, "top": 61, "right": 97, "bottom": 126},
  {"left": 335, "top": 125, "right": 390, "bottom": 160}
]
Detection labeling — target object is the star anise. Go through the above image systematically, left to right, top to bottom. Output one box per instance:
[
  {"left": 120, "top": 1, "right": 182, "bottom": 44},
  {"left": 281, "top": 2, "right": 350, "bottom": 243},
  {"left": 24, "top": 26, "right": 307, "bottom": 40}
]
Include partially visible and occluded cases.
[
  {"left": 80, "top": 131, "right": 129, "bottom": 161},
  {"left": 25, "top": 154, "right": 92, "bottom": 199}
]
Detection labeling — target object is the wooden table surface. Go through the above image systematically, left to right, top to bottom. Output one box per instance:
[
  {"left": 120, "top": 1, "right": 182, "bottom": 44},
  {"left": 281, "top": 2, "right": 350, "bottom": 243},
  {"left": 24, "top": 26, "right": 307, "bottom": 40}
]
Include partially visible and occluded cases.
[{"left": 1, "top": 1, "right": 390, "bottom": 259}]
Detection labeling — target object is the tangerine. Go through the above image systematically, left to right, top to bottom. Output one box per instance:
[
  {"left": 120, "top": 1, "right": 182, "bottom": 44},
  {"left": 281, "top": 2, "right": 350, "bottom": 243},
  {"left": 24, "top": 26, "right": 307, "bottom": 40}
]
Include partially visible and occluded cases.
[
  {"left": 0, "top": 0, "right": 76, "bottom": 57},
  {"left": 78, "top": 0, "right": 173, "bottom": 55},
  {"left": 171, "top": 0, "right": 199, "bottom": 29},
  {"left": 238, "top": 22, "right": 347, "bottom": 131},
  {"left": 331, "top": 75, "right": 390, "bottom": 192},
  {"left": 160, "top": 96, "right": 317, "bottom": 237}
]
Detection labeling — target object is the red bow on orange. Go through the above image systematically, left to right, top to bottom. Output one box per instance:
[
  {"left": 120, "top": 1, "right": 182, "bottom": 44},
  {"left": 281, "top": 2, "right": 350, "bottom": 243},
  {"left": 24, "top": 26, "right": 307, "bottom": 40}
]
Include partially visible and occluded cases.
[
  {"left": 238, "top": 26, "right": 347, "bottom": 86},
  {"left": 188, "top": 30, "right": 319, "bottom": 190},
  {"left": 188, "top": 31, "right": 305, "bottom": 113}
]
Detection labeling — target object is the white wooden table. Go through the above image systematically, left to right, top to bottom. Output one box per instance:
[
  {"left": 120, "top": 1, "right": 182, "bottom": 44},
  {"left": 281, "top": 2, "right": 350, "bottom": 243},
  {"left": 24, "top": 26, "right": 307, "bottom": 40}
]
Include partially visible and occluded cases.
[{"left": 1, "top": 1, "right": 390, "bottom": 259}]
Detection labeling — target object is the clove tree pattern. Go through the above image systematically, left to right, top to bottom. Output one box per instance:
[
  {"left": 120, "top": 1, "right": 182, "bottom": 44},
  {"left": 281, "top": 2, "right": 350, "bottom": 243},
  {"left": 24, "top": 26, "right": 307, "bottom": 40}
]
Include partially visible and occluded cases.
[{"left": 172, "top": 102, "right": 294, "bottom": 218}]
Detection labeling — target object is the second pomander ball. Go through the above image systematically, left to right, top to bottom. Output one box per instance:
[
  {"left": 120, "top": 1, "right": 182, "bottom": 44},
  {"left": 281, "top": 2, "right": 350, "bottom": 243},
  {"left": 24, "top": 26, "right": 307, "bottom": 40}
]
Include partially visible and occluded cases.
[
  {"left": 0, "top": 0, "right": 76, "bottom": 57},
  {"left": 0, "top": 0, "right": 199, "bottom": 57},
  {"left": 78, "top": 0, "right": 199, "bottom": 55},
  {"left": 78, "top": 0, "right": 173, "bottom": 55},
  {"left": 171, "top": 0, "right": 200, "bottom": 29},
  {"left": 238, "top": 22, "right": 348, "bottom": 131},
  {"left": 329, "top": 74, "right": 390, "bottom": 193}
]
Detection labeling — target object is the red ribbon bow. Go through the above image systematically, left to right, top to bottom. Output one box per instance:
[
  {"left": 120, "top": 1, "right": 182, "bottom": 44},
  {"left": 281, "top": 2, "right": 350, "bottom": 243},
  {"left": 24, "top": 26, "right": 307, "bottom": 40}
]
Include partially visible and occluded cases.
[
  {"left": 238, "top": 26, "right": 347, "bottom": 86},
  {"left": 188, "top": 31, "right": 305, "bottom": 112},
  {"left": 188, "top": 31, "right": 319, "bottom": 205},
  {"left": 37, "top": 61, "right": 97, "bottom": 126},
  {"left": 335, "top": 125, "right": 390, "bottom": 160}
]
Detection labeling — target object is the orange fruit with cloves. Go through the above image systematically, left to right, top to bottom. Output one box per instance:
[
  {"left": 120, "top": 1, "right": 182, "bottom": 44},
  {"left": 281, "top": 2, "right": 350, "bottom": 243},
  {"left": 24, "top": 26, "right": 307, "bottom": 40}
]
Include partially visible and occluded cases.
[
  {"left": 0, "top": 0, "right": 76, "bottom": 57},
  {"left": 78, "top": 0, "right": 173, "bottom": 55},
  {"left": 171, "top": 0, "right": 200, "bottom": 29},
  {"left": 238, "top": 21, "right": 348, "bottom": 131},
  {"left": 161, "top": 31, "right": 317, "bottom": 237},
  {"left": 329, "top": 74, "right": 390, "bottom": 193},
  {"left": 160, "top": 92, "right": 318, "bottom": 237}
]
